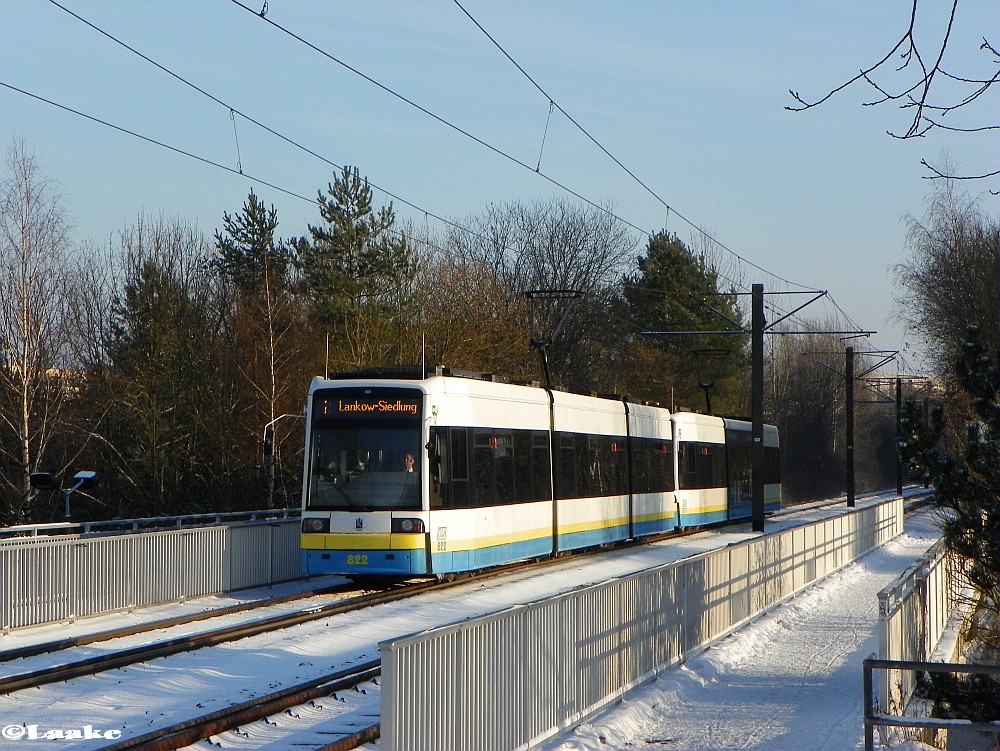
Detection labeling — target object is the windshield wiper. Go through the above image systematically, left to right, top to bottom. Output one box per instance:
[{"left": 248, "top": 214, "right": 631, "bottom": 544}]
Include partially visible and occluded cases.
[{"left": 328, "top": 476, "right": 363, "bottom": 511}]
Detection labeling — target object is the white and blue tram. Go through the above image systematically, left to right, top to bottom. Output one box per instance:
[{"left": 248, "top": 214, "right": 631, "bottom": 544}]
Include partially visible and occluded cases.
[{"left": 299, "top": 368, "right": 781, "bottom": 577}]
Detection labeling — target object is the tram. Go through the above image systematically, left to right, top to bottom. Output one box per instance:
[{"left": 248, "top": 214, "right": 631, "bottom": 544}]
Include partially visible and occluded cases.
[{"left": 299, "top": 368, "right": 780, "bottom": 577}]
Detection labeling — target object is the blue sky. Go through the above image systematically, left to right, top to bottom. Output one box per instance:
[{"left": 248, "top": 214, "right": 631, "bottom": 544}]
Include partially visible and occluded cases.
[{"left": 4, "top": 1, "right": 998, "bottom": 371}]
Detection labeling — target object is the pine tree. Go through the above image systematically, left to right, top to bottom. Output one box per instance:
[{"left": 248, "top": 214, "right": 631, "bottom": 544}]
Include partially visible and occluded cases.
[
  {"left": 293, "top": 166, "right": 413, "bottom": 327},
  {"left": 213, "top": 189, "right": 292, "bottom": 296},
  {"left": 213, "top": 191, "right": 306, "bottom": 508},
  {"left": 623, "top": 231, "right": 749, "bottom": 411},
  {"left": 899, "top": 326, "right": 1000, "bottom": 651}
]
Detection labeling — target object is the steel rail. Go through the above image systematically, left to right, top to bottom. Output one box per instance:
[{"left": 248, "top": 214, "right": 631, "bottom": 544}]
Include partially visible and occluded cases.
[
  {"left": 0, "top": 528, "right": 689, "bottom": 694},
  {"left": 1, "top": 552, "right": 557, "bottom": 695},
  {"left": 0, "top": 581, "right": 436, "bottom": 694},
  {"left": 0, "top": 582, "right": 357, "bottom": 663},
  {"left": 97, "top": 661, "right": 382, "bottom": 751}
]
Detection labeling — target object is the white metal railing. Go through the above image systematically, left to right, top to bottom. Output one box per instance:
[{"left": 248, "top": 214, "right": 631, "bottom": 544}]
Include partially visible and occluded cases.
[
  {"left": 380, "top": 497, "right": 903, "bottom": 751},
  {"left": 0, "top": 508, "right": 300, "bottom": 542},
  {"left": 0, "top": 518, "right": 302, "bottom": 633},
  {"left": 874, "top": 537, "right": 968, "bottom": 740},
  {"left": 864, "top": 658, "right": 1000, "bottom": 751}
]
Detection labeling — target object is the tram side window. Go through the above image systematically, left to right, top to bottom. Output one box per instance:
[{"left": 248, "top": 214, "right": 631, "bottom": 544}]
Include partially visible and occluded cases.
[
  {"left": 431, "top": 426, "right": 554, "bottom": 508},
  {"left": 429, "top": 427, "right": 446, "bottom": 509},
  {"left": 450, "top": 428, "right": 471, "bottom": 507},
  {"left": 473, "top": 430, "right": 496, "bottom": 505},
  {"left": 513, "top": 431, "right": 533, "bottom": 502},
  {"left": 531, "top": 431, "right": 551, "bottom": 501},
  {"left": 493, "top": 432, "right": 514, "bottom": 505},
  {"left": 553, "top": 432, "right": 629, "bottom": 499},
  {"left": 556, "top": 434, "right": 578, "bottom": 499},
  {"left": 575, "top": 434, "right": 590, "bottom": 496},
  {"left": 574, "top": 435, "right": 603, "bottom": 498},
  {"left": 596, "top": 438, "right": 626, "bottom": 496},
  {"left": 630, "top": 438, "right": 648, "bottom": 494},
  {"left": 632, "top": 438, "right": 673, "bottom": 494},
  {"left": 612, "top": 440, "right": 628, "bottom": 494},
  {"left": 726, "top": 440, "right": 752, "bottom": 505},
  {"left": 656, "top": 441, "right": 674, "bottom": 491},
  {"left": 680, "top": 441, "right": 726, "bottom": 489},
  {"left": 681, "top": 443, "right": 698, "bottom": 487},
  {"left": 713, "top": 443, "right": 727, "bottom": 487},
  {"left": 764, "top": 446, "right": 781, "bottom": 484}
]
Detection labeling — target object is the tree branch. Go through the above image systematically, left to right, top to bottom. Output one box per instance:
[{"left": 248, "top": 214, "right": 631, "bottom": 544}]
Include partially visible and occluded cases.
[{"left": 788, "top": 0, "right": 998, "bottom": 186}]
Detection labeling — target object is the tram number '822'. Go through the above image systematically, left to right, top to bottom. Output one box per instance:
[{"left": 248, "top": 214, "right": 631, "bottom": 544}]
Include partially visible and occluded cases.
[{"left": 346, "top": 554, "right": 369, "bottom": 566}]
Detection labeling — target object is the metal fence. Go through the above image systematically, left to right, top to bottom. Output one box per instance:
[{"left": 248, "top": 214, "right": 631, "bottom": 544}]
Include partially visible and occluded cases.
[
  {"left": 380, "top": 497, "right": 903, "bottom": 751},
  {"left": 0, "top": 508, "right": 300, "bottom": 542},
  {"left": 1, "top": 518, "right": 302, "bottom": 633},
  {"left": 866, "top": 537, "right": 971, "bottom": 749},
  {"left": 875, "top": 539, "right": 963, "bottom": 720},
  {"left": 864, "top": 659, "right": 1000, "bottom": 751}
]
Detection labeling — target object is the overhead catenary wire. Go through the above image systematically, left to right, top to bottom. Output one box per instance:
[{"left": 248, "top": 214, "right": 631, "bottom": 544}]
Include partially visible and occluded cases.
[
  {"left": 38, "top": 0, "right": 689, "bottom": 297},
  {"left": 43, "top": 0, "right": 478, "bottom": 245},
  {"left": 45, "top": 0, "right": 683, "bottom": 274},
  {"left": 55, "top": 0, "right": 847, "bottom": 328},
  {"left": 223, "top": 0, "right": 867, "bottom": 337},
  {"left": 224, "top": 0, "right": 651, "bottom": 239},
  {"left": 450, "top": 0, "right": 811, "bottom": 292},
  {"left": 31, "top": 1, "right": 870, "bottom": 344},
  {"left": 449, "top": 1, "right": 879, "bottom": 342},
  {"left": 0, "top": 70, "right": 869, "bottom": 355},
  {"left": 0, "top": 78, "right": 314, "bottom": 206}
]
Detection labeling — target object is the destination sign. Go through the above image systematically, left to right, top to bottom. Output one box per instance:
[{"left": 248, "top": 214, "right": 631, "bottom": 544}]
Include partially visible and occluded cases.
[
  {"left": 313, "top": 387, "right": 421, "bottom": 420},
  {"left": 336, "top": 399, "right": 418, "bottom": 415}
]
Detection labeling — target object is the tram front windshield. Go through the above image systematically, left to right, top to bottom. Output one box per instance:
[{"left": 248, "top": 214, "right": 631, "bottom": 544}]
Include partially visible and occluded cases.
[{"left": 307, "top": 388, "right": 423, "bottom": 512}]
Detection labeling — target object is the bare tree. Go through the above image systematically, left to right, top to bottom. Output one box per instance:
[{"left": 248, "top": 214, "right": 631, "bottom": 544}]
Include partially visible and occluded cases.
[
  {"left": 788, "top": 0, "right": 999, "bottom": 186},
  {"left": 0, "top": 137, "right": 74, "bottom": 522},
  {"left": 895, "top": 179, "right": 1000, "bottom": 374},
  {"left": 445, "top": 198, "right": 637, "bottom": 390},
  {"left": 407, "top": 235, "right": 535, "bottom": 378},
  {"left": 766, "top": 328, "right": 845, "bottom": 501}
]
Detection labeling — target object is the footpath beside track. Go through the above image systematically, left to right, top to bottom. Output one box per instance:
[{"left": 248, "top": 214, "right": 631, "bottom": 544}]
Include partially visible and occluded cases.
[{"left": 0, "top": 491, "right": 929, "bottom": 751}]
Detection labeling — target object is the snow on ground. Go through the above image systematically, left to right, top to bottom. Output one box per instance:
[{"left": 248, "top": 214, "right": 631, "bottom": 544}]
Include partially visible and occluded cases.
[
  {"left": 0, "top": 492, "right": 938, "bottom": 750},
  {"left": 543, "top": 509, "right": 944, "bottom": 751},
  {"left": 0, "top": 510, "right": 811, "bottom": 749}
]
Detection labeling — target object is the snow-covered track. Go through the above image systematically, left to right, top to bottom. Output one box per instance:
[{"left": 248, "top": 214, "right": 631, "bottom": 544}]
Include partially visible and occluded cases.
[
  {"left": 0, "top": 581, "right": 437, "bottom": 694},
  {"left": 0, "top": 583, "right": 358, "bottom": 663},
  {"left": 98, "top": 661, "right": 381, "bottom": 751}
]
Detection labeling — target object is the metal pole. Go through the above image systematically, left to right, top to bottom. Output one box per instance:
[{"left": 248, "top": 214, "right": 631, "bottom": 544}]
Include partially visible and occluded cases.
[
  {"left": 752, "top": 284, "right": 765, "bottom": 532},
  {"left": 846, "top": 346, "right": 855, "bottom": 507},
  {"left": 895, "top": 377, "right": 903, "bottom": 496},
  {"left": 923, "top": 399, "right": 930, "bottom": 489},
  {"left": 262, "top": 414, "right": 305, "bottom": 509},
  {"left": 264, "top": 425, "right": 275, "bottom": 510},
  {"left": 863, "top": 658, "right": 875, "bottom": 751}
]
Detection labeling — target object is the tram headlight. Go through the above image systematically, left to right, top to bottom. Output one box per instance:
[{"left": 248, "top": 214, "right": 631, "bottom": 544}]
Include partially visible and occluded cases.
[
  {"left": 301, "top": 517, "right": 330, "bottom": 533},
  {"left": 391, "top": 518, "right": 425, "bottom": 534}
]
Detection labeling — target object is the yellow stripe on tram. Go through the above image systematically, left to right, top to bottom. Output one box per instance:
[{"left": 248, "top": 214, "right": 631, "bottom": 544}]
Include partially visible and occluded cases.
[{"left": 300, "top": 533, "right": 426, "bottom": 551}]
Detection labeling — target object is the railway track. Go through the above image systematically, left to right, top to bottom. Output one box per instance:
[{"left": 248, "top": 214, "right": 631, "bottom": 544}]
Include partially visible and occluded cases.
[
  {"left": 4, "top": 489, "right": 919, "bottom": 672},
  {"left": 2, "top": 491, "right": 931, "bottom": 751},
  {"left": 0, "top": 517, "right": 720, "bottom": 696},
  {"left": 0, "top": 539, "right": 694, "bottom": 750},
  {"left": 0, "top": 580, "right": 435, "bottom": 694},
  {"left": 0, "top": 582, "right": 360, "bottom": 663},
  {"left": 99, "top": 661, "right": 382, "bottom": 751}
]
